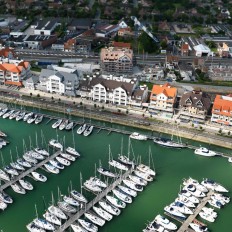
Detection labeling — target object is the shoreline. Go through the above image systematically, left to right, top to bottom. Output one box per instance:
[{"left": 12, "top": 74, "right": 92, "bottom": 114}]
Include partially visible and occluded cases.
[{"left": 1, "top": 95, "right": 232, "bottom": 150}]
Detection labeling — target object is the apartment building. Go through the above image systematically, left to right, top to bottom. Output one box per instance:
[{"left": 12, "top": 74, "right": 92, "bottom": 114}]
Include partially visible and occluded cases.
[
  {"left": 100, "top": 46, "right": 133, "bottom": 74},
  {"left": 149, "top": 83, "right": 177, "bottom": 118},
  {"left": 211, "top": 94, "right": 232, "bottom": 126}
]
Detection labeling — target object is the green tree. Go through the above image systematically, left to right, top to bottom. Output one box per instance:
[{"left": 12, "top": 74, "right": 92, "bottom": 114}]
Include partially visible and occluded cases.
[{"left": 138, "top": 32, "right": 159, "bottom": 54}]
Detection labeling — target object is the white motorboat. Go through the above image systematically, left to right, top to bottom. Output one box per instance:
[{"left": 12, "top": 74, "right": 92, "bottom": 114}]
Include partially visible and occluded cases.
[
  {"left": 0, "top": 108, "right": 8, "bottom": 117},
  {"left": 3, "top": 109, "right": 14, "bottom": 119},
  {"left": 9, "top": 110, "right": 20, "bottom": 120},
  {"left": 16, "top": 111, "right": 26, "bottom": 121},
  {"left": 23, "top": 112, "right": 33, "bottom": 121},
  {"left": 27, "top": 114, "right": 37, "bottom": 124},
  {"left": 35, "top": 115, "right": 43, "bottom": 124},
  {"left": 52, "top": 119, "right": 63, "bottom": 129},
  {"left": 59, "top": 119, "right": 69, "bottom": 130},
  {"left": 65, "top": 121, "right": 74, "bottom": 130},
  {"left": 77, "top": 124, "right": 87, "bottom": 135},
  {"left": 83, "top": 125, "right": 94, "bottom": 136},
  {"left": 0, "top": 130, "right": 7, "bottom": 137},
  {"left": 129, "top": 132, "right": 147, "bottom": 140},
  {"left": 153, "top": 137, "right": 186, "bottom": 148},
  {"left": 0, "top": 138, "right": 6, "bottom": 146},
  {"left": 49, "top": 139, "right": 63, "bottom": 151},
  {"left": 66, "top": 147, "right": 80, "bottom": 157},
  {"left": 194, "top": 147, "right": 217, "bottom": 157},
  {"left": 34, "top": 148, "right": 49, "bottom": 156},
  {"left": 29, "top": 151, "right": 44, "bottom": 160},
  {"left": 60, "top": 152, "right": 75, "bottom": 161},
  {"left": 23, "top": 154, "right": 38, "bottom": 165},
  {"left": 118, "top": 155, "right": 134, "bottom": 166},
  {"left": 56, "top": 156, "right": 71, "bottom": 166},
  {"left": 228, "top": 157, "right": 232, "bottom": 163},
  {"left": 17, "top": 158, "right": 32, "bottom": 168},
  {"left": 50, "top": 159, "right": 64, "bottom": 169},
  {"left": 109, "top": 159, "right": 128, "bottom": 171},
  {"left": 44, "top": 163, "right": 60, "bottom": 174},
  {"left": 137, "top": 164, "right": 156, "bottom": 176},
  {"left": 4, "top": 165, "right": 19, "bottom": 176},
  {"left": 97, "top": 167, "right": 118, "bottom": 178},
  {"left": 0, "top": 169, "right": 10, "bottom": 181},
  {"left": 134, "top": 170, "right": 153, "bottom": 182},
  {"left": 31, "top": 171, "right": 47, "bottom": 182},
  {"left": 129, "top": 174, "right": 147, "bottom": 186},
  {"left": 89, "top": 177, "right": 107, "bottom": 188},
  {"left": 183, "top": 177, "right": 208, "bottom": 192},
  {"left": 19, "top": 179, "right": 33, "bottom": 190},
  {"left": 122, "top": 179, "right": 143, "bottom": 192},
  {"left": 201, "top": 179, "right": 228, "bottom": 193},
  {"left": 84, "top": 180, "right": 102, "bottom": 193},
  {"left": 11, "top": 183, "right": 26, "bottom": 194},
  {"left": 117, "top": 185, "right": 137, "bottom": 197},
  {"left": 183, "top": 185, "right": 206, "bottom": 198},
  {"left": 112, "top": 189, "right": 132, "bottom": 203},
  {"left": 71, "top": 190, "right": 88, "bottom": 203},
  {"left": 179, "top": 190, "right": 199, "bottom": 204},
  {"left": 0, "top": 191, "right": 13, "bottom": 204},
  {"left": 211, "top": 193, "right": 230, "bottom": 204},
  {"left": 63, "top": 195, "right": 79, "bottom": 207},
  {"left": 106, "top": 195, "right": 126, "bottom": 208},
  {"left": 176, "top": 195, "right": 196, "bottom": 208},
  {"left": 208, "top": 199, "right": 223, "bottom": 209},
  {"left": 0, "top": 200, "right": 7, "bottom": 210},
  {"left": 99, "top": 200, "right": 120, "bottom": 216},
  {"left": 58, "top": 201, "right": 77, "bottom": 214},
  {"left": 170, "top": 201, "right": 193, "bottom": 214},
  {"left": 48, "top": 205, "right": 67, "bottom": 220},
  {"left": 93, "top": 206, "right": 113, "bottom": 221},
  {"left": 164, "top": 206, "right": 186, "bottom": 220},
  {"left": 201, "top": 207, "right": 217, "bottom": 218},
  {"left": 43, "top": 211, "right": 61, "bottom": 226},
  {"left": 199, "top": 211, "right": 216, "bottom": 222},
  {"left": 84, "top": 212, "right": 105, "bottom": 226},
  {"left": 154, "top": 214, "right": 177, "bottom": 230},
  {"left": 33, "top": 218, "right": 55, "bottom": 231},
  {"left": 77, "top": 219, "right": 98, "bottom": 232},
  {"left": 143, "top": 221, "right": 169, "bottom": 232},
  {"left": 26, "top": 222, "right": 46, "bottom": 232},
  {"left": 189, "top": 222, "right": 208, "bottom": 232},
  {"left": 71, "top": 224, "right": 88, "bottom": 232}
]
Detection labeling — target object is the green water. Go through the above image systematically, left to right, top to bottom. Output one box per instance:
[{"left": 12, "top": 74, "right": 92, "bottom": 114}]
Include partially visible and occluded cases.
[{"left": 0, "top": 114, "right": 232, "bottom": 232}]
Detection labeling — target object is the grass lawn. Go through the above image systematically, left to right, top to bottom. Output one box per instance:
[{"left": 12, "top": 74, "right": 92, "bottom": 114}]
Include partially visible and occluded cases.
[{"left": 139, "top": 81, "right": 154, "bottom": 90}]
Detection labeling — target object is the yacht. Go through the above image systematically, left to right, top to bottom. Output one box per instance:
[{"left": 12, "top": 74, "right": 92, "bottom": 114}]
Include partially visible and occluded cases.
[
  {"left": 0, "top": 108, "right": 8, "bottom": 117},
  {"left": 3, "top": 109, "right": 14, "bottom": 119},
  {"left": 9, "top": 110, "right": 20, "bottom": 120},
  {"left": 16, "top": 111, "right": 26, "bottom": 121},
  {"left": 23, "top": 112, "right": 33, "bottom": 121},
  {"left": 27, "top": 114, "right": 37, "bottom": 124},
  {"left": 35, "top": 115, "right": 43, "bottom": 124},
  {"left": 52, "top": 119, "right": 62, "bottom": 129},
  {"left": 59, "top": 119, "right": 69, "bottom": 130},
  {"left": 65, "top": 121, "right": 74, "bottom": 130},
  {"left": 77, "top": 124, "right": 87, "bottom": 135},
  {"left": 83, "top": 125, "right": 94, "bottom": 136},
  {"left": 0, "top": 130, "right": 7, "bottom": 137},
  {"left": 129, "top": 132, "right": 147, "bottom": 140},
  {"left": 153, "top": 137, "right": 186, "bottom": 149},
  {"left": 49, "top": 139, "right": 63, "bottom": 151},
  {"left": 66, "top": 147, "right": 80, "bottom": 157},
  {"left": 194, "top": 147, "right": 217, "bottom": 157},
  {"left": 34, "top": 148, "right": 49, "bottom": 157},
  {"left": 28, "top": 151, "right": 44, "bottom": 160},
  {"left": 60, "top": 152, "right": 75, "bottom": 161},
  {"left": 23, "top": 154, "right": 38, "bottom": 165},
  {"left": 118, "top": 155, "right": 134, "bottom": 166},
  {"left": 56, "top": 156, "right": 71, "bottom": 166},
  {"left": 228, "top": 157, "right": 232, "bottom": 163},
  {"left": 17, "top": 158, "right": 32, "bottom": 168},
  {"left": 50, "top": 159, "right": 64, "bottom": 170},
  {"left": 109, "top": 159, "right": 128, "bottom": 171},
  {"left": 44, "top": 163, "right": 60, "bottom": 174},
  {"left": 136, "top": 164, "right": 156, "bottom": 176},
  {"left": 4, "top": 165, "right": 19, "bottom": 176},
  {"left": 97, "top": 167, "right": 118, "bottom": 178},
  {"left": 0, "top": 169, "right": 10, "bottom": 181},
  {"left": 134, "top": 170, "right": 153, "bottom": 182},
  {"left": 31, "top": 171, "right": 47, "bottom": 182},
  {"left": 129, "top": 174, "right": 147, "bottom": 186},
  {"left": 89, "top": 177, "right": 107, "bottom": 188},
  {"left": 183, "top": 177, "right": 208, "bottom": 192},
  {"left": 19, "top": 179, "right": 33, "bottom": 190},
  {"left": 122, "top": 179, "right": 143, "bottom": 192},
  {"left": 201, "top": 179, "right": 228, "bottom": 193},
  {"left": 83, "top": 180, "right": 102, "bottom": 193},
  {"left": 11, "top": 183, "right": 26, "bottom": 194},
  {"left": 117, "top": 185, "right": 137, "bottom": 197},
  {"left": 183, "top": 185, "right": 206, "bottom": 198},
  {"left": 112, "top": 189, "right": 132, "bottom": 203},
  {"left": 70, "top": 190, "right": 88, "bottom": 203},
  {"left": 179, "top": 190, "right": 199, "bottom": 204},
  {"left": 0, "top": 191, "right": 13, "bottom": 204},
  {"left": 211, "top": 193, "right": 230, "bottom": 204},
  {"left": 63, "top": 195, "right": 79, "bottom": 206},
  {"left": 106, "top": 195, "right": 126, "bottom": 208},
  {"left": 176, "top": 195, "right": 196, "bottom": 208},
  {"left": 208, "top": 199, "right": 223, "bottom": 209},
  {"left": 0, "top": 200, "right": 7, "bottom": 210},
  {"left": 99, "top": 200, "right": 121, "bottom": 216},
  {"left": 58, "top": 201, "right": 77, "bottom": 214},
  {"left": 170, "top": 201, "right": 193, "bottom": 214},
  {"left": 48, "top": 205, "right": 67, "bottom": 220},
  {"left": 93, "top": 206, "right": 113, "bottom": 221},
  {"left": 164, "top": 206, "right": 186, "bottom": 220},
  {"left": 201, "top": 207, "right": 217, "bottom": 218},
  {"left": 43, "top": 211, "right": 61, "bottom": 226},
  {"left": 199, "top": 211, "right": 216, "bottom": 222},
  {"left": 84, "top": 212, "right": 105, "bottom": 226},
  {"left": 154, "top": 214, "right": 177, "bottom": 230},
  {"left": 33, "top": 218, "right": 55, "bottom": 231},
  {"left": 77, "top": 219, "right": 98, "bottom": 232},
  {"left": 143, "top": 221, "right": 169, "bottom": 232},
  {"left": 26, "top": 222, "right": 46, "bottom": 232},
  {"left": 189, "top": 222, "right": 208, "bottom": 232},
  {"left": 71, "top": 224, "right": 88, "bottom": 232}
]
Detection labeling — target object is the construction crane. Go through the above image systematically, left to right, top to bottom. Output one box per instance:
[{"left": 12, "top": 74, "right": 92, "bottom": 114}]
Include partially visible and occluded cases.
[{"left": 131, "top": 16, "right": 159, "bottom": 43}]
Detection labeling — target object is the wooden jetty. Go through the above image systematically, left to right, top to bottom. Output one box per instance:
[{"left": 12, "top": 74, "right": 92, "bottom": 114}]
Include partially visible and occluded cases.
[
  {"left": 0, "top": 151, "right": 61, "bottom": 192},
  {"left": 55, "top": 168, "right": 134, "bottom": 232}
]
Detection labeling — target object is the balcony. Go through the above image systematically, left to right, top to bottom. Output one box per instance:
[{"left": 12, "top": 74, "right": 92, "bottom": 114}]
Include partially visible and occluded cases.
[{"left": 180, "top": 110, "right": 206, "bottom": 119}]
